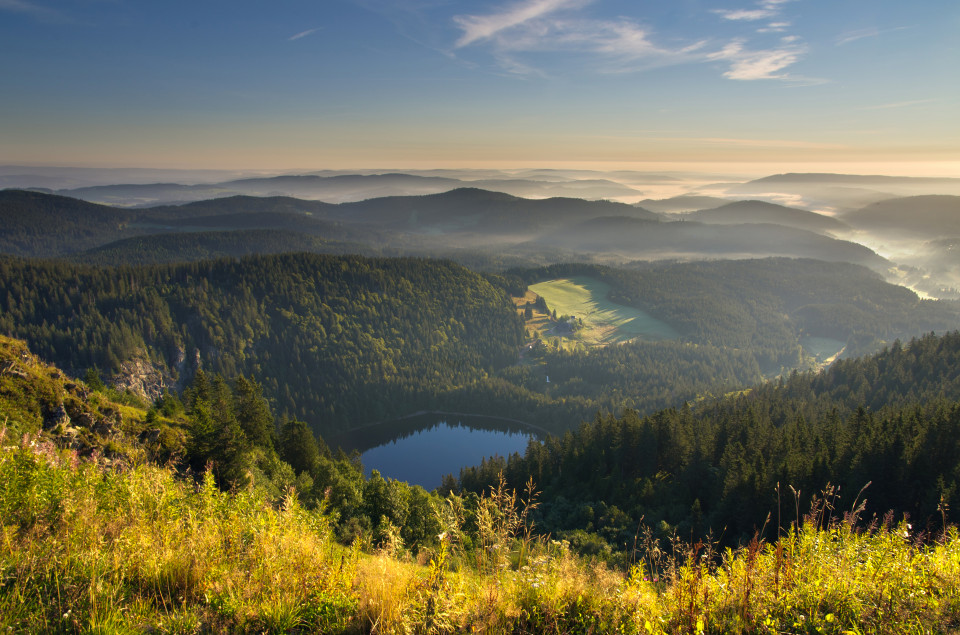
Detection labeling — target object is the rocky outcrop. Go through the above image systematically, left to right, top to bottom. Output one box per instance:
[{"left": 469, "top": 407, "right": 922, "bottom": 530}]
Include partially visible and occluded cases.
[
  {"left": 108, "top": 347, "right": 203, "bottom": 401},
  {"left": 109, "top": 356, "right": 170, "bottom": 402},
  {"left": 42, "top": 402, "right": 70, "bottom": 432}
]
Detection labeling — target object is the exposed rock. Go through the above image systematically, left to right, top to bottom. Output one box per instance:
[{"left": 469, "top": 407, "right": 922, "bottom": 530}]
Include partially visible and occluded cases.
[
  {"left": 110, "top": 356, "right": 170, "bottom": 402},
  {"left": 0, "top": 360, "right": 27, "bottom": 378},
  {"left": 64, "top": 381, "right": 91, "bottom": 400},
  {"left": 43, "top": 402, "right": 70, "bottom": 432},
  {"left": 93, "top": 407, "right": 121, "bottom": 436},
  {"left": 72, "top": 412, "right": 96, "bottom": 430},
  {"left": 92, "top": 418, "right": 115, "bottom": 436},
  {"left": 139, "top": 428, "right": 161, "bottom": 444}
]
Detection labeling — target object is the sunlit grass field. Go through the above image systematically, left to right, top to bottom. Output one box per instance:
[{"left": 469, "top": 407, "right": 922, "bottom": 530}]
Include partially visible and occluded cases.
[
  {"left": 529, "top": 277, "right": 679, "bottom": 345},
  {"left": 4, "top": 439, "right": 960, "bottom": 634}
]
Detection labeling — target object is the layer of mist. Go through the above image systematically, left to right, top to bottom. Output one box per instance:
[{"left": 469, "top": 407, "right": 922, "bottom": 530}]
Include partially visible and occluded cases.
[{"left": 2, "top": 167, "right": 958, "bottom": 298}]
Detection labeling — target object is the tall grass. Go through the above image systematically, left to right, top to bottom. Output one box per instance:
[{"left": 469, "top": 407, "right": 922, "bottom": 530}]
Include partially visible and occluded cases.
[
  {"left": 0, "top": 431, "right": 356, "bottom": 633},
  {"left": 3, "top": 431, "right": 960, "bottom": 633}
]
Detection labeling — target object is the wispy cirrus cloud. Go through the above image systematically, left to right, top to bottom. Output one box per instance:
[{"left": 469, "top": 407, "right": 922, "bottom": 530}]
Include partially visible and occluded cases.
[
  {"left": 0, "top": 0, "right": 67, "bottom": 22},
  {"left": 451, "top": 0, "right": 807, "bottom": 81},
  {"left": 452, "top": 0, "right": 708, "bottom": 77},
  {"left": 453, "top": 0, "right": 590, "bottom": 48},
  {"left": 707, "top": 0, "right": 808, "bottom": 81},
  {"left": 712, "top": 0, "right": 793, "bottom": 22},
  {"left": 715, "top": 9, "right": 775, "bottom": 21},
  {"left": 757, "top": 22, "right": 790, "bottom": 34},
  {"left": 836, "top": 26, "right": 908, "bottom": 46},
  {"left": 288, "top": 28, "right": 321, "bottom": 41},
  {"left": 707, "top": 38, "right": 805, "bottom": 80},
  {"left": 861, "top": 99, "right": 934, "bottom": 110}
]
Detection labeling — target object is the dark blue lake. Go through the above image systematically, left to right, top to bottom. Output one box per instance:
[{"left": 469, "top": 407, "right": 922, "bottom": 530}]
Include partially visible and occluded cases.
[{"left": 330, "top": 413, "right": 538, "bottom": 491}]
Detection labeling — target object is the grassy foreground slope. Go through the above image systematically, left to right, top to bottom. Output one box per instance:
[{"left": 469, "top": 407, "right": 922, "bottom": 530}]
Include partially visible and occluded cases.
[
  {"left": 3, "top": 335, "right": 960, "bottom": 633},
  {"left": 4, "top": 430, "right": 960, "bottom": 633}
]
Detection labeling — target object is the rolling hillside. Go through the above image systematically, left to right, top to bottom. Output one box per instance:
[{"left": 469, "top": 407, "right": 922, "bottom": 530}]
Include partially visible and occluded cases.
[
  {"left": 841, "top": 195, "right": 960, "bottom": 237},
  {"left": 682, "top": 200, "right": 849, "bottom": 234}
]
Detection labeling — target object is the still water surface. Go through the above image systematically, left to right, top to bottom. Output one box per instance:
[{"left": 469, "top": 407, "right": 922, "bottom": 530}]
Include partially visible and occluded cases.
[{"left": 331, "top": 413, "right": 537, "bottom": 491}]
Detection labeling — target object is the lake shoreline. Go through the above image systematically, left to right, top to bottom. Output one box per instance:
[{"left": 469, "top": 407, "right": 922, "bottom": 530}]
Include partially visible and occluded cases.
[
  {"left": 348, "top": 410, "right": 553, "bottom": 438},
  {"left": 331, "top": 413, "right": 542, "bottom": 490}
]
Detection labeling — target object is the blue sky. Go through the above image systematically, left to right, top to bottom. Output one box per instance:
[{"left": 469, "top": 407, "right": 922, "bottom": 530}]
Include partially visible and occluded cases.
[{"left": 1, "top": 0, "right": 958, "bottom": 173}]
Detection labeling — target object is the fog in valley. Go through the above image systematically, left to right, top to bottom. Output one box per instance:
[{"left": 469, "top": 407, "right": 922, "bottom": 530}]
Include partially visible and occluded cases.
[{"left": 4, "top": 165, "right": 958, "bottom": 299}]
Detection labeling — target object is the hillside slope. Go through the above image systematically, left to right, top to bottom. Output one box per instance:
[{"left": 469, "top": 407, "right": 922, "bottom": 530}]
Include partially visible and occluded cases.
[
  {"left": 0, "top": 190, "right": 139, "bottom": 256},
  {"left": 841, "top": 195, "right": 960, "bottom": 238},
  {"left": 683, "top": 200, "right": 849, "bottom": 234},
  {"left": 0, "top": 253, "right": 524, "bottom": 434},
  {"left": 461, "top": 331, "right": 960, "bottom": 548},
  {"left": 5, "top": 334, "right": 960, "bottom": 633}
]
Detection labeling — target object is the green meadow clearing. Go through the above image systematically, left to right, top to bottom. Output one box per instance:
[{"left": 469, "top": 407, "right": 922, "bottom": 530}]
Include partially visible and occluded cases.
[{"left": 529, "top": 277, "right": 679, "bottom": 346}]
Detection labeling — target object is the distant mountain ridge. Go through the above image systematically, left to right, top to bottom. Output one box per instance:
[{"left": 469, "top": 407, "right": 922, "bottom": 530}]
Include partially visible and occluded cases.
[
  {"left": 39, "top": 172, "right": 646, "bottom": 206},
  {"left": 727, "top": 173, "right": 960, "bottom": 212},
  {"left": 750, "top": 173, "right": 960, "bottom": 186},
  {"left": 0, "top": 188, "right": 892, "bottom": 271},
  {"left": 0, "top": 189, "right": 139, "bottom": 256},
  {"left": 635, "top": 195, "right": 731, "bottom": 213},
  {"left": 841, "top": 195, "right": 960, "bottom": 237},
  {"left": 682, "top": 200, "right": 849, "bottom": 233}
]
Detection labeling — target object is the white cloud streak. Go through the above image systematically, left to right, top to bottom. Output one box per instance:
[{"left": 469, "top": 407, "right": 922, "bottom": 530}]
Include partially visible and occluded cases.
[
  {"left": 0, "top": 0, "right": 65, "bottom": 21},
  {"left": 452, "top": 0, "right": 806, "bottom": 81},
  {"left": 453, "top": 0, "right": 590, "bottom": 48},
  {"left": 713, "top": 0, "right": 793, "bottom": 21},
  {"left": 452, "top": 1, "right": 707, "bottom": 76},
  {"left": 715, "top": 9, "right": 776, "bottom": 21},
  {"left": 757, "top": 22, "right": 790, "bottom": 33},
  {"left": 835, "top": 26, "right": 908, "bottom": 46},
  {"left": 836, "top": 27, "right": 879, "bottom": 45},
  {"left": 288, "top": 28, "right": 320, "bottom": 41},
  {"left": 708, "top": 39, "right": 805, "bottom": 80},
  {"left": 861, "top": 99, "right": 934, "bottom": 110}
]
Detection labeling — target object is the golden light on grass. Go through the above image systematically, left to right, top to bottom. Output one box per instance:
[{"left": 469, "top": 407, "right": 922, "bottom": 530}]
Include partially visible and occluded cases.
[{"left": 3, "top": 437, "right": 960, "bottom": 633}]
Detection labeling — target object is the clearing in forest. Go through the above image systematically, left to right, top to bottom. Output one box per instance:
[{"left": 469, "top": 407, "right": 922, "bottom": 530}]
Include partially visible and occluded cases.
[{"left": 528, "top": 277, "right": 678, "bottom": 346}]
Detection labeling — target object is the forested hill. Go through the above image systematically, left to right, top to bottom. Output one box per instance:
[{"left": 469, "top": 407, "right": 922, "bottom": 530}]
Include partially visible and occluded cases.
[
  {"left": 334, "top": 188, "right": 659, "bottom": 232},
  {"left": 0, "top": 189, "right": 137, "bottom": 256},
  {"left": 2, "top": 190, "right": 894, "bottom": 273},
  {"left": 78, "top": 230, "right": 378, "bottom": 266},
  {"left": 0, "top": 253, "right": 523, "bottom": 434},
  {"left": 517, "top": 259, "right": 959, "bottom": 362},
  {"left": 458, "top": 331, "right": 960, "bottom": 554}
]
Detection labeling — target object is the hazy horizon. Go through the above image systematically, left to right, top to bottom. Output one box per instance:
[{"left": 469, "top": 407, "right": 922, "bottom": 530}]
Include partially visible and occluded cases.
[{"left": 3, "top": 161, "right": 959, "bottom": 179}]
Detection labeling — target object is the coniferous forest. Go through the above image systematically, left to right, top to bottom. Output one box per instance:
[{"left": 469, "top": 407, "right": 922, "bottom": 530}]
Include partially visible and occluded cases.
[{"left": 0, "top": 253, "right": 524, "bottom": 433}]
